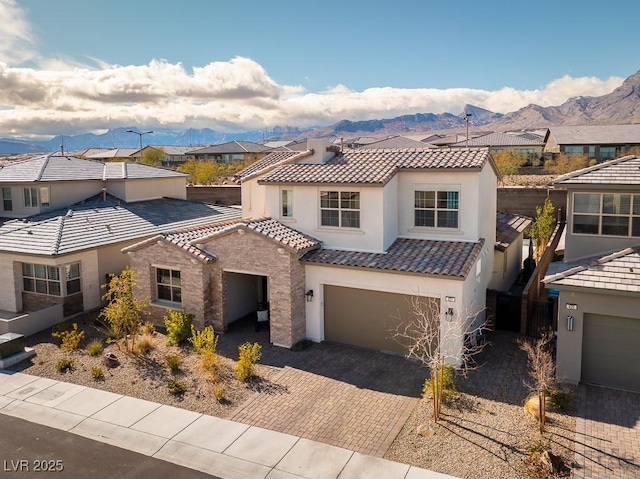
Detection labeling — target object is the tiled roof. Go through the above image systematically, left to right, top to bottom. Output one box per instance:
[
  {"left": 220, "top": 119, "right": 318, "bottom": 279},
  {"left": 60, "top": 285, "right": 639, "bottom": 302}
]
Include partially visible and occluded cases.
[
  {"left": 549, "top": 124, "right": 640, "bottom": 144},
  {"left": 450, "top": 132, "right": 545, "bottom": 147},
  {"left": 357, "top": 136, "right": 437, "bottom": 149},
  {"left": 189, "top": 141, "right": 270, "bottom": 155},
  {"left": 84, "top": 148, "right": 139, "bottom": 159},
  {"left": 260, "top": 148, "right": 491, "bottom": 185},
  {"left": 235, "top": 151, "right": 309, "bottom": 180},
  {"left": 0, "top": 155, "right": 186, "bottom": 182},
  {"left": 553, "top": 155, "right": 640, "bottom": 186},
  {"left": 0, "top": 194, "right": 241, "bottom": 256},
  {"left": 495, "top": 212, "right": 532, "bottom": 252},
  {"left": 125, "top": 218, "right": 321, "bottom": 261},
  {"left": 302, "top": 238, "right": 484, "bottom": 278},
  {"left": 543, "top": 246, "right": 640, "bottom": 293}
]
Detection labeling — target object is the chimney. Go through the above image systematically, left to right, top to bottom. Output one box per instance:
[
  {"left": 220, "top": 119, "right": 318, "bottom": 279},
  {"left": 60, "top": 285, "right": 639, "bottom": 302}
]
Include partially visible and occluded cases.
[{"left": 300, "top": 139, "right": 338, "bottom": 164}]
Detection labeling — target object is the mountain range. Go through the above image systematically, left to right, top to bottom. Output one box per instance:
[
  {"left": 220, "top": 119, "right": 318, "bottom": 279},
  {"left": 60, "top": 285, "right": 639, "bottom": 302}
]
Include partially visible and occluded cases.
[{"left": 2, "top": 70, "right": 639, "bottom": 154}]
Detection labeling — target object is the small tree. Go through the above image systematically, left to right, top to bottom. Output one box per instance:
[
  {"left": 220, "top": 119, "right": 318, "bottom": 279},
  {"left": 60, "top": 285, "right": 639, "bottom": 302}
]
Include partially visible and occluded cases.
[
  {"left": 140, "top": 147, "right": 165, "bottom": 166},
  {"left": 492, "top": 150, "right": 528, "bottom": 179},
  {"left": 543, "top": 153, "right": 589, "bottom": 175},
  {"left": 530, "top": 198, "right": 556, "bottom": 262},
  {"left": 100, "top": 267, "right": 148, "bottom": 352},
  {"left": 394, "top": 297, "right": 489, "bottom": 422},
  {"left": 519, "top": 332, "right": 557, "bottom": 431}
]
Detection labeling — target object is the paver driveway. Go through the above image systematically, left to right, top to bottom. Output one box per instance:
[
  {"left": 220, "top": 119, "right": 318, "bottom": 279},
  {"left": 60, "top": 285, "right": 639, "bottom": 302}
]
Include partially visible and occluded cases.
[
  {"left": 217, "top": 318, "right": 424, "bottom": 457},
  {"left": 574, "top": 384, "right": 640, "bottom": 479}
]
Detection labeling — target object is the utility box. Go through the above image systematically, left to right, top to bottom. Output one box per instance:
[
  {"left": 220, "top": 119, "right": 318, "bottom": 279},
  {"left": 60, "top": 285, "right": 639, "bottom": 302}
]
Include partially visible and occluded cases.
[{"left": 0, "top": 332, "right": 25, "bottom": 359}]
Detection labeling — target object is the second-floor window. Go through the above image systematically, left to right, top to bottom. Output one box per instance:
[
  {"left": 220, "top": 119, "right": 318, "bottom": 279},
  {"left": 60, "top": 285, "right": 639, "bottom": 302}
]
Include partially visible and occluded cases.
[
  {"left": 2, "top": 188, "right": 12, "bottom": 211},
  {"left": 24, "top": 188, "right": 38, "bottom": 208},
  {"left": 281, "top": 190, "right": 293, "bottom": 218},
  {"left": 415, "top": 190, "right": 459, "bottom": 228},
  {"left": 320, "top": 191, "right": 360, "bottom": 228},
  {"left": 573, "top": 192, "right": 640, "bottom": 237}
]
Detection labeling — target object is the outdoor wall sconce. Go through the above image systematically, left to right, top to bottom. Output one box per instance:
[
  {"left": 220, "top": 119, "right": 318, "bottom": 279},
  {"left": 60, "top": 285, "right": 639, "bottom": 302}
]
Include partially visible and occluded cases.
[
  {"left": 305, "top": 290, "right": 314, "bottom": 302},
  {"left": 445, "top": 307, "right": 454, "bottom": 319},
  {"left": 566, "top": 315, "right": 574, "bottom": 331}
]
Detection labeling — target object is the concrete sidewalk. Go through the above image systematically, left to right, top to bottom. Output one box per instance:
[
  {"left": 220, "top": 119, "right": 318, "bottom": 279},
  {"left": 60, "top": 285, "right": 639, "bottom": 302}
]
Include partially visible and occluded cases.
[{"left": 0, "top": 370, "right": 456, "bottom": 479}]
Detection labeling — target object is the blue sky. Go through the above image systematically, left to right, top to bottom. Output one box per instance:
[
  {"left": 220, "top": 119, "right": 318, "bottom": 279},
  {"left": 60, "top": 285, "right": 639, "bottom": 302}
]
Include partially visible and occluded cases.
[{"left": 1, "top": 0, "right": 639, "bottom": 138}]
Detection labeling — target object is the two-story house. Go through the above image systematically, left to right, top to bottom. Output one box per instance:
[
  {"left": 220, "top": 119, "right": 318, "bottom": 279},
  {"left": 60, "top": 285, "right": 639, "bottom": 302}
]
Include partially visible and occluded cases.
[
  {"left": 124, "top": 140, "right": 500, "bottom": 362},
  {"left": 0, "top": 154, "right": 241, "bottom": 336},
  {"left": 543, "top": 155, "right": 640, "bottom": 392}
]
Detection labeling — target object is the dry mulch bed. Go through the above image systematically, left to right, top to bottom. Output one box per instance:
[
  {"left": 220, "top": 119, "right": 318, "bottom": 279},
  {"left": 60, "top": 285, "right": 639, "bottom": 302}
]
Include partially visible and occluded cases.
[{"left": 7, "top": 315, "right": 278, "bottom": 418}]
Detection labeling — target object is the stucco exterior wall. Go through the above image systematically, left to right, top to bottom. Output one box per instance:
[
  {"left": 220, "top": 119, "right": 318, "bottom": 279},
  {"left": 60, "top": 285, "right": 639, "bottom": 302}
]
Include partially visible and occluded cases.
[
  {"left": 123, "top": 177, "right": 187, "bottom": 201},
  {"left": 489, "top": 237, "right": 524, "bottom": 291},
  {"left": 555, "top": 289, "right": 640, "bottom": 384}
]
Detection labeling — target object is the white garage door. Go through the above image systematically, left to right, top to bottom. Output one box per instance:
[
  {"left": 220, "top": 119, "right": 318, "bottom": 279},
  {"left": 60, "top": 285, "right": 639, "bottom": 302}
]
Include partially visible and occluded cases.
[{"left": 582, "top": 313, "right": 640, "bottom": 391}]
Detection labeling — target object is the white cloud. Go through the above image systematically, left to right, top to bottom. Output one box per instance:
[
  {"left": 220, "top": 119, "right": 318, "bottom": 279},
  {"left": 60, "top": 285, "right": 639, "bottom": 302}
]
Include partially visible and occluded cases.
[
  {"left": 0, "top": 0, "right": 36, "bottom": 65},
  {"left": 0, "top": 55, "right": 625, "bottom": 137}
]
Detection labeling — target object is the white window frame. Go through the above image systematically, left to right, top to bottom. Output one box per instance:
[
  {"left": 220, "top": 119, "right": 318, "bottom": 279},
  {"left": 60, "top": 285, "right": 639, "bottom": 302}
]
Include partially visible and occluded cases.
[
  {"left": 2, "top": 187, "right": 12, "bottom": 211},
  {"left": 23, "top": 187, "right": 38, "bottom": 208},
  {"left": 40, "top": 187, "right": 50, "bottom": 207},
  {"left": 281, "top": 189, "right": 293, "bottom": 218},
  {"left": 320, "top": 190, "right": 360, "bottom": 229},
  {"left": 414, "top": 190, "right": 460, "bottom": 229},
  {"left": 572, "top": 192, "right": 640, "bottom": 237},
  {"left": 156, "top": 267, "right": 182, "bottom": 304}
]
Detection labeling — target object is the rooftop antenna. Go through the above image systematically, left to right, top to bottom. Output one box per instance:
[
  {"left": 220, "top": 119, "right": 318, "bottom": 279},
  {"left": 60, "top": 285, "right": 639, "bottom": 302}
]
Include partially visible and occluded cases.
[{"left": 464, "top": 110, "right": 472, "bottom": 150}]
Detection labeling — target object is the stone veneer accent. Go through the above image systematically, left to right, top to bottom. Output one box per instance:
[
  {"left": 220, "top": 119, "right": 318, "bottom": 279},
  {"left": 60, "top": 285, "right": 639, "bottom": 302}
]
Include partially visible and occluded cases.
[
  {"left": 128, "top": 228, "right": 307, "bottom": 348},
  {"left": 21, "top": 291, "right": 83, "bottom": 317}
]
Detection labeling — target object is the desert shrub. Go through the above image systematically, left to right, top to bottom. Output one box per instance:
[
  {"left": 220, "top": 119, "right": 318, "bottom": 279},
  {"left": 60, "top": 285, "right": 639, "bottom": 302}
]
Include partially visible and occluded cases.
[
  {"left": 544, "top": 153, "right": 589, "bottom": 175},
  {"left": 164, "top": 310, "right": 194, "bottom": 346},
  {"left": 141, "top": 321, "right": 155, "bottom": 335},
  {"left": 52, "top": 323, "right": 85, "bottom": 352},
  {"left": 189, "top": 325, "right": 218, "bottom": 355},
  {"left": 135, "top": 336, "right": 155, "bottom": 356},
  {"left": 85, "top": 339, "right": 104, "bottom": 356},
  {"left": 235, "top": 342, "right": 262, "bottom": 381},
  {"left": 199, "top": 350, "right": 219, "bottom": 381},
  {"left": 165, "top": 354, "right": 182, "bottom": 372},
  {"left": 55, "top": 358, "right": 74, "bottom": 373},
  {"left": 423, "top": 363, "right": 457, "bottom": 402},
  {"left": 90, "top": 366, "right": 105, "bottom": 380},
  {"left": 167, "top": 379, "right": 186, "bottom": 395},
  {"left": 213, "top": 384, "right": 225, "bottom": 401},
  {"left": 549, "top": 388, "right": 573, "bottom": 411}
]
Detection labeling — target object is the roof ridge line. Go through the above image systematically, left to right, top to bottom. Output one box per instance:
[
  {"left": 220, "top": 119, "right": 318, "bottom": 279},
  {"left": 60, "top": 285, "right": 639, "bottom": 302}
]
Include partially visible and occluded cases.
[
  {"left": 36, "top": 153, "right": 53, "bottom": 181},
  {"left": 52, "top": 215, "right": 65, "bottom": 255}
]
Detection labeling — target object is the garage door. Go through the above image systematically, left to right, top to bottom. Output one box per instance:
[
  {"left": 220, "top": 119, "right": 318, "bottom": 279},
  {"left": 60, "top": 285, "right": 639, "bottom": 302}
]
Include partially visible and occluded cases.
[
  {"left": 323, "top": 285, "right": 439, "bottom": 354},
  {"left": 582, "top": 313, "right": 640, "bottom": 391}
]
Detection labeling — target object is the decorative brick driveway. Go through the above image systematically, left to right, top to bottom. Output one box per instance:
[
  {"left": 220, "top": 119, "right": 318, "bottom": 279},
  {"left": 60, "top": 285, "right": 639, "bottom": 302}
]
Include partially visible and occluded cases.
[
  {"left": 217, "top": 319, "right": 424, "bottom": 457},
  {"left": 574, "top": 385, "right": 640, "bottom": 479}
]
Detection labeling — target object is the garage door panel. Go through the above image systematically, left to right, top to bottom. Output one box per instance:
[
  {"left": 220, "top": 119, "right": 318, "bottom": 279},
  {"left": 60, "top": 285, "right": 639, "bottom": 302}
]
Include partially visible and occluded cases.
[
  {"left": 324, "top": 285, "right": 438, "bottom": 354},
  {"left": 582, "top": 313, "right": 640, "bottom": 392}
]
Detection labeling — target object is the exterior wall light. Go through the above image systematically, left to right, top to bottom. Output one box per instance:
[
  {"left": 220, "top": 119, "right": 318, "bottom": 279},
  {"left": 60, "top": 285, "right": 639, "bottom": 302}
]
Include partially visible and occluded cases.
[
  {"left": 305, "top": 290, "right": 314, "bottom": 302},
  {"left": 445, "top": 307, "right": 454, "bottom": 319},
  {"left": 566, "top": 315, "right": 574, "bottom": 331}
]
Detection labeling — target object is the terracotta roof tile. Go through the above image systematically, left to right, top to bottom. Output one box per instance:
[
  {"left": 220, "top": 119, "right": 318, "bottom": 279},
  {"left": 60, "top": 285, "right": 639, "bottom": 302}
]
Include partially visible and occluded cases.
[
  {"left": 235, "top": 150, "right": 309, "bottom": 180},
  {"left": 302, "top": 238, "right": 484, "bottom": 278}
]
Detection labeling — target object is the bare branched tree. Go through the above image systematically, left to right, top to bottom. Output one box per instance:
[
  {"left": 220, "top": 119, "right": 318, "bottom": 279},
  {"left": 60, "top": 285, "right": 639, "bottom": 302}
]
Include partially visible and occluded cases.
[
  {"left": 394, "top": 296, "right": 490, "bottom": 422},
  {"left": 519, "top": 331, "right": 557, "bottom": 431}
]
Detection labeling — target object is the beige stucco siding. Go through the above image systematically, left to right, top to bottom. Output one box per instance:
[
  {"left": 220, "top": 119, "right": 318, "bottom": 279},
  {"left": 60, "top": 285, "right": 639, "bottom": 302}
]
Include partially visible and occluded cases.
[{"left": 123, "top": 177, "right": 187, "bottom": 202}]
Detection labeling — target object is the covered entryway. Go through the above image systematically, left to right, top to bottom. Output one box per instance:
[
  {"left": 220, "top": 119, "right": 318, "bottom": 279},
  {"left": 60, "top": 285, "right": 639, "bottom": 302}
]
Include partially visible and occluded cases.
[
  {"left": 224, "top": 272, "right": 268, "bottom": 325},
  {"left": 323, "top": 285, "right": 439, "bottom": 354},
  {"left": 582, "top": 313, "right": 640, "bottom": 392}
]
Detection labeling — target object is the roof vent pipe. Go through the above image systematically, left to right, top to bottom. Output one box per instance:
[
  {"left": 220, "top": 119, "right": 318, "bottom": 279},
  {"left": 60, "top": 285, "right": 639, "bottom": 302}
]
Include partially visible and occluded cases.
[{"left": 102, "top": 187, "right": 106, "bottom": 202}]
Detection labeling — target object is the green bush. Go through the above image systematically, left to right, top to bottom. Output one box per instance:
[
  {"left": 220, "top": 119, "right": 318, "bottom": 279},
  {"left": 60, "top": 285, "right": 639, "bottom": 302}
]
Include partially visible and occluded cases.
[
  {"left": 164, "top": 310, "right": 194, "bottom": 346},
  {"left": 52, "top": 323, "right": 85, "bottom": 351},
  {"left": 189, "top": 325, "right": 218, "bottom": 355},
  {"left": 85, "top": 339, "right": 104, "bottom": 356},
  {"left": 235, "top": 342, "right": 262, "bottom": 381},
  {"left": 165, "top": 354, "right": 182, "bottom": 372},
  {"left": 55, "top": 358, "right": 74, "bottom": 373},
  {"left": 423, "top": 364, "right": 457, "bottom": 402},
  {"left": 90, "top": 366, "right": 104, "bottom": 380},
  {"left": 167, "top": 379, "right": 186, "bottom": 395},
  {"left": 549, "top": 388, "right": 573, "bottom": 411}
]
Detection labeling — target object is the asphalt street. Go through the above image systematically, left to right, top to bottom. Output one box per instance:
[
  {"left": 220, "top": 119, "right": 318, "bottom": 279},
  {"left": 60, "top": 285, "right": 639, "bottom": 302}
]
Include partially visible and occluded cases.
[{"left": 0, "top": 414, "right": 220, "bottom": 478}]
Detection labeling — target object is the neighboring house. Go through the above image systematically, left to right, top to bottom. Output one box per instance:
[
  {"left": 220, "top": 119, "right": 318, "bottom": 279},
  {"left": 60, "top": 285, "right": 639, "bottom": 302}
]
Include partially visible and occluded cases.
[
  {"left": 544, "top": 124, "right": 640, "bottom": 162},
  {"left": 449, "top": 131, "right": 546, "bottom": 166},
  {"left": 356, "top": 135, "right": 437, "bottom": 150},
  {"left": 125, "top": 140, "right": 500, "bottom": 362},
  {"left": 188, "top": 141, "right": 271, "bottom": 164},
  {"left": 150, "top": 146, "right": 194, "bottom": 166},
  {"left": 83, "top": 148, "right": 140, "bottom": 161},
  {"left": 0, "top": 154, "right": 241, "bottom": 335},
  {"left": 543, "top": 155, "right": 640, "bottom": 392},
  {"left": 490, "top": 212, "right": 532, "bottom": 291}
]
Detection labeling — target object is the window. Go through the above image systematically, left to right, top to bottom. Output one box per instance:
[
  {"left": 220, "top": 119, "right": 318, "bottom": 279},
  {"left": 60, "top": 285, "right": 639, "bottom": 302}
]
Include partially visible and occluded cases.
[
  {"left": 564, "top": 146, "right": 584, "bottom": 155},
  {"left": 599, "top": 147, "right": 616, "bottom": 160},
  {"left": 23, "top": 187, "right": 38, "bottom": 207},
  {"left": 40, "top": 187, "right": 50, "bottom": 207},
  {"left": 2, "top": 188, "right": 11, "bottom": 211},
  {"left": 281, "top": 190, "right": 293, "bottom": 218},
  {"left": 415, "top": 190, "right": 459, "bottom": 228},
  {"left": 320, "top": 191, "right": 360, "bottom": 228},
  {"left": 573, "top": 192, "right": 640, "bottom": 237},
  {"left": 22, "top": 263, "right": 61, "bottom": 296},
  {"left": 65, "top": 263, "right": 81, "bottom": 294},
  {"left": 156, "top": 268, "right": 181, "bottom": 303}
]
